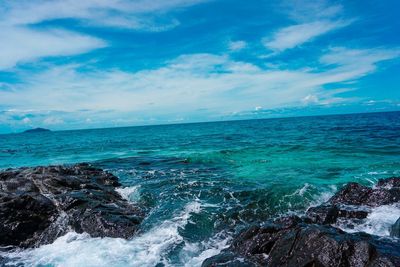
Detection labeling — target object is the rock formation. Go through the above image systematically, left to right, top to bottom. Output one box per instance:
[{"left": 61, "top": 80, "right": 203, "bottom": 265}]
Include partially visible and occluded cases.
[
  {"left": 0, "top": 163, "right": 143, "bottom": 248},
  {"left": 203, "top": 178, "right": 400, "bottom": 267}
]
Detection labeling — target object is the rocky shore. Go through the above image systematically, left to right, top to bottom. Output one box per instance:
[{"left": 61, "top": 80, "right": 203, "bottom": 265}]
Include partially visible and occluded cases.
[
  {"left": 0, "top": 163, "right": 143, "bottom": 249},
  {"left": 1, "top": 164, "right": 399, "bottom": 267},
  {"left": 203, "top": 177, "right": 400, "bottom": 267}
]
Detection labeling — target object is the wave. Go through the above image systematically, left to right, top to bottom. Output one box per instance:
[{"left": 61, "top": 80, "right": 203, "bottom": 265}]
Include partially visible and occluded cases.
[
  {"left": 116, "top": 185, "right": 141, "bottom": 203},
  {"left": 1, "top": 201, "right": 231, "bottom": 267},
  {"left": 335, "top": 204, "right": 400, "bottom": 237},
  {"left": 181, "top": 231, "right": 231, "bottom": 267}
]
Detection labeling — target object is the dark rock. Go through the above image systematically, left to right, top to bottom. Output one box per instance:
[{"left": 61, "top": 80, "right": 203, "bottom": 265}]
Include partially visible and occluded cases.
[
  {"left": 23, "top": 127, "right": 51, "bottom": 133},
  {"left": 0, "top": 163, "right": 143, "bottom": 248},
  {"left": 377, "top": 177, "right": 400, "bottom": 189},
  {"left": 205, "top": 178, "right": 400, "bottom": 267},
  {"left": 329, "top": 178, "right": 400, "bottom": 207},
  {"left": 329, "top": 183, "right": 373, "bottom": 206},
  {"left": 0, "top": 193, "right": 57, "bottom": 247},
  {"left": 306, "top": 205, "right": 369, "bottom": 225},
  {"left": 306, "top": 205, "right": 339, "bottom": 224},
  {"left": 336, "top": 207, "right": 369, "bottom": 220},
  {"left": 273, "top": 215, "right": 302, "bottom": 228},
  {"left": 390, "top": 217, "right": 400, "bottom": 238},
  {"left": 205, "top": 219, "right": 400, "bottom": 267},
  {"left": 229, "top": 224, "right": 282, "bottom": 257},
  {"left": 266, "top": 226, "right": 400, "bottom": 267},
  {"left": 201, "top": 251, "right": 257, "bottom": 267}
]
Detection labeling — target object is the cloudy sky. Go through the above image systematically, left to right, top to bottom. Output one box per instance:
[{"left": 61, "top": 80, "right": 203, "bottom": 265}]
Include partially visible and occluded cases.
[{"left": 0, "top": 0, "right": 399, "bottom": 133}]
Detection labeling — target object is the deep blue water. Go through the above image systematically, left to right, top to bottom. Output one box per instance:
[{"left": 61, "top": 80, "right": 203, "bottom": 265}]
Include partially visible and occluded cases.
[{"left": 1, "top": 111, "right": 400, "bottom": 266}]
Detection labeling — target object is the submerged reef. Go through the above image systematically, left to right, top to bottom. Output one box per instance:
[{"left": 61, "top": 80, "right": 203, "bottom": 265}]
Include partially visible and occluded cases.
[{"left": 0, "top": 163, "right": 143, "bottom": 248}]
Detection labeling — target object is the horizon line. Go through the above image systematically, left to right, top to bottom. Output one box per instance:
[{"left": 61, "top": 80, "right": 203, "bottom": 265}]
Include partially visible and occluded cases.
[{"left": 4, "top": 109, "right": 400, "bottom": 136}]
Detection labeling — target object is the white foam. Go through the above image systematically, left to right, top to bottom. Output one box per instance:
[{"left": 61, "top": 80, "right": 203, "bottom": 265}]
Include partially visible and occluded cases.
[
  {"left": 297, "top": 183, "right": 311, "bottom": 196},
  {"left": 279, "top": 184, "right": 337, "bottom": 217},
  {"left": 116, "top": 185, "right": 140, "bottom": 203},
  {"left": 307, "top": 185, "right": 337, "bottom": 209},
  {"left": 2, "top": 201, "right": 203, "bottom": 267},
  {"left": 336, "top": 204, "right": 400, "bottom": 237},
  {"left": 181, "top": 232, "right": 232, "bottom": 267}
]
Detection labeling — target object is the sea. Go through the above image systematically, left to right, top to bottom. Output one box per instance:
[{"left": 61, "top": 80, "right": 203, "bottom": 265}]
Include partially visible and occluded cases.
[{"left": 1, "top": 111, "right": 400, "bottom": 266}]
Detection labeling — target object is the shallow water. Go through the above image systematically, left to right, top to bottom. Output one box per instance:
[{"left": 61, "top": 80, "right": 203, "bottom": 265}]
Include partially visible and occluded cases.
[{"left": 1, "top": 112, "right": 400, "bottom": 266}]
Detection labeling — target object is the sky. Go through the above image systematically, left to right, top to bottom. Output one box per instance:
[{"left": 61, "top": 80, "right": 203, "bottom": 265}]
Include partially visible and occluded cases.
[{"left": 0, "top": 0, "right": 399, "bottom": 133}]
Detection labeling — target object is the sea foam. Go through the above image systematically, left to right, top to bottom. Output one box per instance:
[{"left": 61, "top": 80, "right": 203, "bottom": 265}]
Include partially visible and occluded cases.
[
  {"left": 116, "top": 185, "right": 140, "bottom": 203},
  {"left": 2, "top": 201, "right": 220, "bottom": 267},
  {"left": 336, "top": 204, "right": 400, "bottom": 237}
]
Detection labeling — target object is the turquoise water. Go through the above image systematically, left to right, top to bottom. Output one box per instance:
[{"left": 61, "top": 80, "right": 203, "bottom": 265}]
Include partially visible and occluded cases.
[{"left": 1, "top": 111, "right": 400, "bottom": 266}]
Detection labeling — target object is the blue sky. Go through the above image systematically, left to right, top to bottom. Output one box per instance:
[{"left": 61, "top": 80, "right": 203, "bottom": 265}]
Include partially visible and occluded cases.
[{"left": 0, "top": 0, "right": 399, "bottom": 133}]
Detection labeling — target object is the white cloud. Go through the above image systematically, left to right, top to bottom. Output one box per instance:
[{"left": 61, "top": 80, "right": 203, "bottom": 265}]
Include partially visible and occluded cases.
[
  {"left": 0, "top": 0, "right": 207, "bottom": 69},
  {"left": 0, "top": 0, "right": 207, "bottom": 29},
  {"left": 262, "top": 0, "right": 352, "bottom": 54},
  {"left": 281, "top": 0, "right": 343, "bottom": 22},
  {"left": 263, "top": 20, "right": 350, "bottom": 52},
  {"left": 0, "top": 27, "right": 106, "bottom": 69},
  {"left": 228, "top": 40, "right": 247, "bottom": 52},
  {"left": 1, "top": 47, "right": 398, "bottom": 125},
  {"left": 317, "top": 47, "right": 400, "bottom": 82},
  {"left": 320, "top": 47, "right": 400, "bottom": 66},
  {"left": 302, "top": 94, "right": 319, "bottom": 104},
  {"left": 43, "top": 116, "right": 64, "bottom": 125},
  {"left": 22, "top": 117, "right": 31, "bottom": 124}
]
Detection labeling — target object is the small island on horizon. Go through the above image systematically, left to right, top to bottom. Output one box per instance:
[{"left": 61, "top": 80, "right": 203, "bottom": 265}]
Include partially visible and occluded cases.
[{"left": 23, "top": 127, "right": 51, "bottom": 133}]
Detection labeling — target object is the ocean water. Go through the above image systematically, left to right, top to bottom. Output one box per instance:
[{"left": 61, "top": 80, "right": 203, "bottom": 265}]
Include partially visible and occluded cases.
[{"left": 1, "top": 111, "right": 400, "bottom": 266}]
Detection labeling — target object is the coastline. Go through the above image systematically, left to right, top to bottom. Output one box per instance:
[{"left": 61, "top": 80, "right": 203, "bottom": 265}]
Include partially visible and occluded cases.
[{"left": 1, "top": 163, "right": 399, "bottom": 266}]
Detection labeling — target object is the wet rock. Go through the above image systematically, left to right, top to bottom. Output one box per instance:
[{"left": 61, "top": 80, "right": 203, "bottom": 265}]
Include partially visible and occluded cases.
[
  {"left": 0, "top": 163, "right": 143, "bottom": 248},
  {"left": 377, "top": 177, "right": 400, "bottom": 188},
  {"left": 204, "top": 178, "right": 400, "bottom": 267},
  {"left": 306, "top": 178, "right": 399, "bottom": 226},
  {"left": 329, "top": 178, "right": 400, "bottom": 207},
  {"left": 0, "top": 193, "right": 57, "bottom": 247},
  {"left": 306, "top": 205, "right": 369, "bottom": 225},
  {"left": 306, "top": 205, "right": 339, "bottom": 224},
  {"left": 336, "top": 207, "right": 369, "bottom": 220},
  {"left": 273, "top": 215, "right": 302, "bottom": 229},
  {"left": 225, "top": 216, "right": 300, "bottom": 258},
  {"left": 390, "top": 217, "right": 400, "bottom": 238},
  {"left": 205, "top": 218, "right": 400, "bottom": 267},
  {"left": 229, "top": 224, "right": 282, "bottom": 257},
  {"left": 266, "top": 225, "right": 400, "bottom": 267},
  {"left": 201, "top": 251, "right": 257, "bottom": 267}
]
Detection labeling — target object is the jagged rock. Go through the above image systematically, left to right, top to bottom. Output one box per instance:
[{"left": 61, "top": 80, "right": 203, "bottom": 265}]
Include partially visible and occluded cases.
[
  {"left": 0, "top": 163, "right": 143, "bottom": 248},
  {"left": 377, "top": 177, "right": 400, "bottom": 188},
  {"left": 204, "top": 178, "right": 400, "bottom": 267},
  {"left": 304, "top": 178, "right": 399, "bottom": 226},
  {"left": 329, "top": 178, "right": 400, "bottom": 207},
  {"left": 306, "top": 205, "right": 369, "bottom": 225},
  {"left": 306, "top": 205, "right": 339, "bottom": 224},
  {"left": 204, "top": 217, "right": 400, "bottom": 267},
  {"left": 391, "top": 217, "right": 400, "bottom": 238},
  {"left": 267, "top": 225, "right": 400, "bottom": 267},
  {"left": 201, "top": 251, "right": 257, "bottom": 267}
]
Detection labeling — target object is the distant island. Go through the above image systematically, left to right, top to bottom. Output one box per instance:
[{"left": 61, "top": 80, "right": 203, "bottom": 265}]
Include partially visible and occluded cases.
[{"left": 23, "top": 128, "right": 51, "bottom": 133}]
